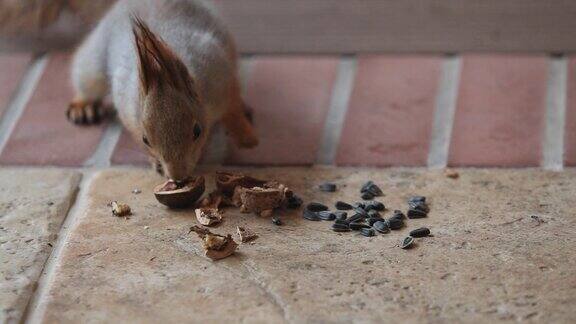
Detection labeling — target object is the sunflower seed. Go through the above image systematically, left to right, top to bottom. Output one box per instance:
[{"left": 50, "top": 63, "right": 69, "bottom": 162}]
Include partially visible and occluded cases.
[
  {"left": 361, "top": 181, "right": 383, "bottom": 196},
  {"left": 361, "top": 181, "right": 374, "bottom": 192},
  {"left": 319, "top": 182, "right": 337, "bottom": 192},
  {"left": 361, "top": 192, "right": 375, "bottom": 200},
  {"left": 408, "top": 196, "right": 426, "bottom": 203},
  {"left": 335, "top": 201, "right": 353, "bottom": 210},
  {"left": 370, "top": 201, "right": 385, "bottom": 211},
  {"left": 409, "top": 201, "right": 430, "bottom": 213},
  {"left": 307, "top": 202, "right": 328, "bottom": 212},
  {"left": 353, "top": 202, "right": 366, "bottom": 209},
  {"left": 354, "top": 207, "right": 369, "bottom": 217},
  {"left": 303, "top": 209, "right": 321, "bottom": 221},
  {"left": 407, "top": 209, "right": 427, "bottom": 219},
  {"left": 367, "top": 210, "right": 381, "bottom": 218},
  {"left": 392, "top": 210, "right": 406, "bottom": 219},
  {"left": 318, "top": 211, "right": 336, "bottom": 221},
  {"left": 334, "top": 211, "right": 348, "bottom": 221},
  {"left": 347, "top": 213, "right": 366, "bottom": 223},
  {"left": 272, "top": 217, "right": 282, "bottom": 226},
  {"left": 367, "top": 217, "right": 384, "bottom": 226},
  {"left": 388, "top": 217, "right": 404, "bottom": 230},
  {"left": 334, "top": 219, "right": 349, "bottom": 225},
  {"left": 373, "top": 221, "right": 390, "bottom": 233},
  {"left": 349, "top": 222, "right": 371, "bottom": 231},
  {"left": 332, "top": 223, "right": 351, "bottom": 232},
  {"left": 410, "top": 227, "right": 430, "bottom": 238},
  {"left": 360, "top": 228, "right": 376, "bottom": 237},
  {"left": 401, "top": 236, "right": 415, "bottom": 249}
]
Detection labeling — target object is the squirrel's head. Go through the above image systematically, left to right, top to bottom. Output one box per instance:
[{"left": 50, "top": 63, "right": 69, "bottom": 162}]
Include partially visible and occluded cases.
[{"left": 132, "top": 17, "right": 207, "bottom": 182}]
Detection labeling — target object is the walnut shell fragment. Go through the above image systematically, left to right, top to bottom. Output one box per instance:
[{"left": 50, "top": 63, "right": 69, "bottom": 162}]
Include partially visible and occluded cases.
[
  {"left": 215, "top": 172, "right": 267, "bottom": 197},
  {"left": 154, "top": 176, "right": 205, "bottom": 208},
  {"left": 235, "top": 186, "right": 287, "bottom": 214},
  {"left": 198, "top": 190, "right": 234, "bottom": 209},
  {"left": 111, "top": 201, "right": 131, "bottom": 217},
  {"left": 195, "top": 207, "right": 222, "bottom": 226},
  {"left": 189, "top": 226, "right": 238, "bottom": 261},
  {"left": 237, "top": 226, "right": 258, "bottom": 243}
]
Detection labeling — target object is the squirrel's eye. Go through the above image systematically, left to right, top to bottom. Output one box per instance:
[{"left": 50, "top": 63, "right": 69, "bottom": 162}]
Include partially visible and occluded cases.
[
  {"left": 193, "top": 123, "right": 202, "bottom": 140},
  {"left": 142, "top": 136, "right": 150, "bottom": 147}
]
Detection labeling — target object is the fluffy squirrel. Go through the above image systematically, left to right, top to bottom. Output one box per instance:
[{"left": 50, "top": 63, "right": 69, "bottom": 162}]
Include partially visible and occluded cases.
[{"left": 67, "top": 0, "right": 258, "bottom": 182}]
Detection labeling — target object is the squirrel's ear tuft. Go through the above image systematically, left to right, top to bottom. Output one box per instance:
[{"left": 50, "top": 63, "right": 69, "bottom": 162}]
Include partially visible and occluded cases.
[{"left": 131, "top": 15, "right": 199, "bottom": 101}]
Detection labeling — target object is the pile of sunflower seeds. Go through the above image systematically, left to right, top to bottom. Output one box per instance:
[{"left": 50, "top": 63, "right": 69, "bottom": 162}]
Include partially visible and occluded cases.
[{"left": 303, "top": 181, "right": 432, "bottom": 249}]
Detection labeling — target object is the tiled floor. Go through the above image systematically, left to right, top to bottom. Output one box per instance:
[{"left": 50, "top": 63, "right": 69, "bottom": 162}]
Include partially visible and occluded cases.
[
  {"left": 0, "top": 52, "right": 571, "bottom": 168},
  {"left": 1, "top": 52, "right": 576, "bottom": 323}
]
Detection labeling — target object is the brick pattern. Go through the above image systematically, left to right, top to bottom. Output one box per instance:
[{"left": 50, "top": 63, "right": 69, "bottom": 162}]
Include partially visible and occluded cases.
[
  {"left": 0, "top": 53, "right": 569, "bottom": 168},
  {"left": 0, "top": 54, "right": 105, "bottom": 166},
  {"left": 0, "top": 54, "right": 31, "bottom": 116},
  {"left": 336, "top": 55, "right": 441, "bottom": 166},
  {"left": 449, "top": 55, "right": 548, "bottom": 167},
  {"left": 226, "top": 56, "right": 339, "bottom": 165},
  {"left": 111, "top": 130, "right": 149, "bottom": 166}
]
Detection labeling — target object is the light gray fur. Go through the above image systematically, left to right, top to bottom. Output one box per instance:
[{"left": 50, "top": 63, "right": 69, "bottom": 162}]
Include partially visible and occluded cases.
[{"left": 71, "top": 0, "right": 236, "bottom": 140}]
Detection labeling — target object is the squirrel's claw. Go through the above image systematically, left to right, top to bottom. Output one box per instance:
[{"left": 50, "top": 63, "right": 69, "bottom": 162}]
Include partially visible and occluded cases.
[{"left": 66, "top": 100, "right": 103, "bottom": 125}]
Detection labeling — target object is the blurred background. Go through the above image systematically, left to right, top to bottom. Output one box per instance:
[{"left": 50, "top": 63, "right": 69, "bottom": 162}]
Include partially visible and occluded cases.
[{"left": 3, "top": 0, "right": 576, "bottom": 54}]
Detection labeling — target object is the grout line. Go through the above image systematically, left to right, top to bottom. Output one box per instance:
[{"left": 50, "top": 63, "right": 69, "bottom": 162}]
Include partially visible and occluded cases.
[
  {"left": 0, "top": 54, "right": 48, "bottom": 155},
  {"left": 427, "top": 55, "right": 461, "bottom": 169},
  {"left": 203, "top": 56, "right": 255, "bottom": 165},
  {"left": 316, "top": 56, "right": 357, "bottom": 165},
  {"left": 543, "top": 56, "right": 568, "bottom": 171},
  {"left": 83, "top": 119, "right": 123, "bottom": 168},
  {"left": 23, "top": 170, "right": 97, "bottom": 324}
]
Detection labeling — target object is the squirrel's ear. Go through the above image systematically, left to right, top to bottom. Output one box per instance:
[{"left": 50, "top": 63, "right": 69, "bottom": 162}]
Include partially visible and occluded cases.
[{"left": 131, "top": 16, "right": 199, "bottom": 100}]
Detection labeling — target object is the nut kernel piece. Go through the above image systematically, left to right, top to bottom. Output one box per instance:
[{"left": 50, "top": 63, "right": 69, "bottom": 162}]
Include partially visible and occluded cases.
[
  {"left": 111, "top": 201, "right": 131, "bottom": 217},
  {"left": 195, "top": 208, "right": 222, "bottom": 226},
  {"left": 189, "top": 226, "right": 238, "bottom": 261},
  {"left": 237, "top": 226, "right": 258, "bottom": 243}
]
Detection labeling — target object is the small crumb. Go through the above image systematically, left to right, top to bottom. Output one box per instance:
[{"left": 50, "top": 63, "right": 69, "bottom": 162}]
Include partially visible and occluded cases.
[
  {"left": 445, "top": 169, "right": 459, "bottom": 179},
  {"left": 132, "top": 188, "right": 142, "bottom": 194},
  {"left": 111, "top": 201, "right": 131, "bottom": 217},
  {"left": 195, "top": 208, "right": 222, "bottom": 226},
  {"left": 144, "top": 226, "right": 150, "bottom": 230},
  {"left": 190, "top": 226, "right": 238, "bottom": 261},
  {"left": 237, "top": 226, "right": 258, "bottom": 243}
]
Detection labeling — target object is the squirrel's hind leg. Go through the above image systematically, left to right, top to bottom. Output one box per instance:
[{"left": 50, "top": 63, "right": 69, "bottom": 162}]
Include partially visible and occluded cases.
[{"left": 67, "top": 22, "right": 110, "bottom": 125}]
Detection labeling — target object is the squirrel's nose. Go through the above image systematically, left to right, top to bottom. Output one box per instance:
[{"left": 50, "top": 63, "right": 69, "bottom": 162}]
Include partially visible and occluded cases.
[
  {"left": 164, "top": 162, "right": 189, "bottom": 184},
  {"left": 174, "top": 179, "right": 188, "bottom": 187}
]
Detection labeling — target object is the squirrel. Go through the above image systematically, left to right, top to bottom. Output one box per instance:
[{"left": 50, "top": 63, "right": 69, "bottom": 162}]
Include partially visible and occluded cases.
[{"left": 66, "top": 0, "right": 258, "bottom": 182}]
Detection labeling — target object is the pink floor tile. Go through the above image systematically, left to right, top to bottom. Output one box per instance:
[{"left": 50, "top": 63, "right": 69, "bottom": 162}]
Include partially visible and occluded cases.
[
  {"left": 0, "top": 54, "right": 105, "bottom": 166},
  {"left": 0, "top": 54, "right": 31, "bottom": 116},
  {"left": 336, "top": 55, "right": 441, "bottom": 166},
  {"left": 449, "top": 55, "right": 548, "bottom": 167},
  {"left": 226, "top": 56, "right": 339, "bottom": 165},
  {"left": 565, "top": 58, "right": 576, "bottom": 166},
  {"left": 111, "top": 130, "right": 149, "bottom": 166}
]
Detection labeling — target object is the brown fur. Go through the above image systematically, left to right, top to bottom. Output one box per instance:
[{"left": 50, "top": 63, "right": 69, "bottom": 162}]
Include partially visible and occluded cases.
[{"left": 69, "top": 0, "right": 258, "bottom": 181}]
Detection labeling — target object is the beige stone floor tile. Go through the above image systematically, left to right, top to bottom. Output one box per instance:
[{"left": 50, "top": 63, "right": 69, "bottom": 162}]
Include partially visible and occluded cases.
[
  {"left": 33, "top": 168, "right": 576, "bottom": 323},
  {"left": 0, "top": 169, "right": 81, "bottom": 323}
]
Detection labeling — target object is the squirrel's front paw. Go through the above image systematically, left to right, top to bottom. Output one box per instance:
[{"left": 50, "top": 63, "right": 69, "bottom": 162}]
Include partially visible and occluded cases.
[{"left": 66, "top": 100, "right": 104, "bottom": 125}]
